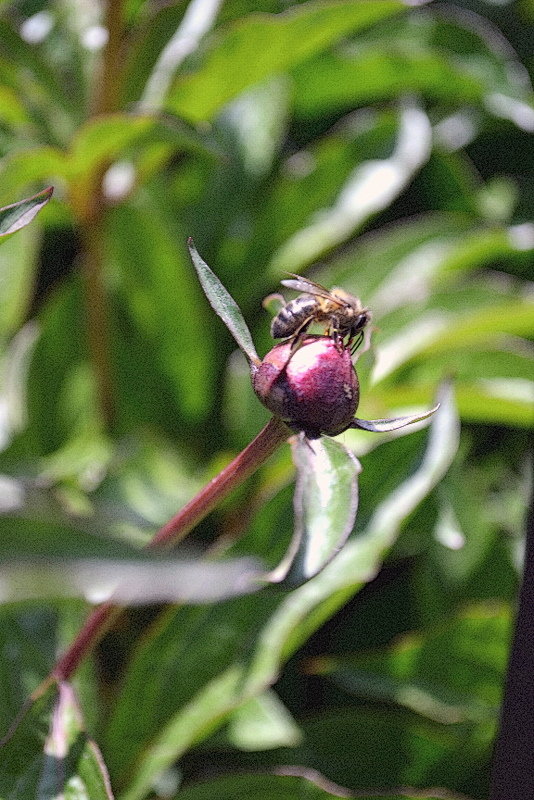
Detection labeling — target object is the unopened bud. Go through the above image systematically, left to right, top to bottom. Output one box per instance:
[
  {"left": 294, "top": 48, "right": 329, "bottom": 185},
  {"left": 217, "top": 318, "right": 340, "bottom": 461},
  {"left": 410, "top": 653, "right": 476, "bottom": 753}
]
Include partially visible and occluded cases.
[{"left": 253, "top": 336, "right": 359, "bottom": 438}]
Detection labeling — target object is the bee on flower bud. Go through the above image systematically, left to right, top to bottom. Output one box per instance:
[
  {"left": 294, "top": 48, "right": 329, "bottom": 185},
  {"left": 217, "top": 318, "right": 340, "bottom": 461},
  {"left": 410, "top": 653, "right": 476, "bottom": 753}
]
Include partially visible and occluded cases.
[{"left": 268, "top": 274, "right": 371, "bottom": 354}]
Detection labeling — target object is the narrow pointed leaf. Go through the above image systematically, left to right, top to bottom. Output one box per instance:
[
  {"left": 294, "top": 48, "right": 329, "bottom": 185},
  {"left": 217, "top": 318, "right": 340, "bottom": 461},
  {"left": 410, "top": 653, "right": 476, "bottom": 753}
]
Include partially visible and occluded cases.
[
  {"left": 0, "top": 187, "right": 53, "bottom": 239},
  {"left": 187, "top": 239, "right": 260, "bottom": 365},
  {"left": 352, "top": 403, "right": 440, "bottom": 432},
  {"left": 268, "top": 436, "right": 360, "bottom": 585}
]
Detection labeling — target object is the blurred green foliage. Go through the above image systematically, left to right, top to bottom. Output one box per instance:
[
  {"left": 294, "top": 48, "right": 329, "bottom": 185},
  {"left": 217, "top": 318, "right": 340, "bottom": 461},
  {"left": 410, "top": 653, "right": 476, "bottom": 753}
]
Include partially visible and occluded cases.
[{"left": 0, "top": 0, "right": 532, "bottom": 798}]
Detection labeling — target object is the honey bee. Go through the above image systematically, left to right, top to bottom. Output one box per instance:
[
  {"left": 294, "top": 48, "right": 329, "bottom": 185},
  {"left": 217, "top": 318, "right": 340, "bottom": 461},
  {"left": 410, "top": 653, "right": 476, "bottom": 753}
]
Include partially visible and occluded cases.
[{"left": 269, "top": 274, "right": 371, "bottom": 352}]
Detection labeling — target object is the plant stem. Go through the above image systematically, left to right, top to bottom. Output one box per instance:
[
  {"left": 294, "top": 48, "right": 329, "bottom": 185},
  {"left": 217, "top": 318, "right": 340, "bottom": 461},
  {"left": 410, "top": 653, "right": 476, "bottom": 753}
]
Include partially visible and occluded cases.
[
  {"left": 77, "top": 0, "right": 125, "bottom": 430},
  {"left": 91, "top": 0, "right": 125, "bottom": 116},
  {"left": 80, "top": 212, "right": 115, "bottom": 429},
  {"left": 149, "top": 415, "right": 289, "bottom": 549},
  {"left": 45, "top": 416, "right": 289, "bottom": 682},
  {"left": 52, "top": 602, "right": 119, "bottom": 682}
]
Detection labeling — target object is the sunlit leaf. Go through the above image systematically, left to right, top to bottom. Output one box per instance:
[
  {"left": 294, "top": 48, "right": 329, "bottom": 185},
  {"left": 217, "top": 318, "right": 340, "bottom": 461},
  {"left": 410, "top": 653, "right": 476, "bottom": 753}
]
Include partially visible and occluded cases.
[
  {"left": 167, "top": 1, "right": 406, "bottom": 122},
  {"left": 292, "top": 11, "right": 534, "bottom": 127},
  {"left": 292, "top": 47, "right": 484, "bottom": 117},
  {"left": 0, "top": 85, "right": 28, "bottom": 127},
  {"left": 267, "top": 105, "right": 432, "bottom": 274},
  {"left": 68, "top": 116, "right": 155, "bottom": 177},
  {"left": 0, "top": 150, "right": 66, "bottom": 207},
  {"left": 0, "top": 187, "right": 53, "bottom": 240},
  {"left": 0, "top": 230, "right": 40, "bottom": 339},
  {"left": 188, "top": 238, "right": 260, "bottom": 365},
  {"left": 372, "top": 301, "right": 534, "bottom": 382},
  {"left": 243, "top": 383, "right": 460, "bottom": 697},
  {"left": 267, "top": 436, "right": 360, "bottom": 584},
  {"left": 0, "top": 514, "right": 262, "bottom": 605},
  {"left": 0, "top": 555, "right": 262, "bottom": 605},
  {"left": 103, "top": 597, "right": 277, "bottom": 793}
]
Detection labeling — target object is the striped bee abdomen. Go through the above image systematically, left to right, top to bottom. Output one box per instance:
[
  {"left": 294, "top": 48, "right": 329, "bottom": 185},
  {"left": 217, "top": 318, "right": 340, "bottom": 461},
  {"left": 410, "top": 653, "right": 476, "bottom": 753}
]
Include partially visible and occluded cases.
[{"left": 270, "top": 295, "right": 318, "bottom": 339}]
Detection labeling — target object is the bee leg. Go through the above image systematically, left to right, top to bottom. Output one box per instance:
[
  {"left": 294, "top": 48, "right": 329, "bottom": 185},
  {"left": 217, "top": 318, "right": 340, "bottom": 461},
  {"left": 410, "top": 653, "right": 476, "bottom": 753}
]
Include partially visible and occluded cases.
[
  {"left": 263, "top": 293, "right": 286, "bottom": 316},
  {"left": 288, "top": 320, "right": 312, "bottom": 355},
  {"left": 332, "top": 326, "right": 345, "bottom": 352},
  {"left": 351, "top": 326, "right": 373, "bottom": 359},
  {"left": 350, "top": 331, "right": 363, "bottom": 355}
]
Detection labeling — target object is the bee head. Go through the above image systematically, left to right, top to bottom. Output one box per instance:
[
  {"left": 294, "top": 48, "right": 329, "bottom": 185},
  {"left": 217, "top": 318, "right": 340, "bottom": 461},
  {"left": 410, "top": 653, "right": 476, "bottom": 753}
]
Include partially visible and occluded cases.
[{"left": 353, "top": 308, "right": 371, "bottom": 331}]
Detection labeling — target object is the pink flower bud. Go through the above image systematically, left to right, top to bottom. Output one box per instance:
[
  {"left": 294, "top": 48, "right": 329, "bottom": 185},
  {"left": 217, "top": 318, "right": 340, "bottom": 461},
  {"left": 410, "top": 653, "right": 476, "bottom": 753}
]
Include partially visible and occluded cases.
[{"left": 253, "top": 336, "right": 359, "bottom": 438}]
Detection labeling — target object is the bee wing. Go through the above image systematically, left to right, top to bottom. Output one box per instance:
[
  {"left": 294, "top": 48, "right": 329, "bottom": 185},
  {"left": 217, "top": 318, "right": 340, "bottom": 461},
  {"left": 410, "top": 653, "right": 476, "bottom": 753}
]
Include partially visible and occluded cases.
[{"left": 281, "top": 274, "right": 343, "bottom": 303}]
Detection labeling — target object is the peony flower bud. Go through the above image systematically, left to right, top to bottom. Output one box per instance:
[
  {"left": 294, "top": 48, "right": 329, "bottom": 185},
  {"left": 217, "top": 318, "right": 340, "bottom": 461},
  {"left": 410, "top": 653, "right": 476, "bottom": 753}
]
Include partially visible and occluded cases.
[{"left": 253, "top": 336, "right": 359, "bottom": 438}]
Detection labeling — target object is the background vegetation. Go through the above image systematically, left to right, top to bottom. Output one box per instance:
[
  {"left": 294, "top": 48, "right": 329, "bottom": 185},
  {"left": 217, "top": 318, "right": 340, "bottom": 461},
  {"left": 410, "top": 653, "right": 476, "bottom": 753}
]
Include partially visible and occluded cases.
[{"left": 0, "top": 0, "right": 532, "bottom": 798}]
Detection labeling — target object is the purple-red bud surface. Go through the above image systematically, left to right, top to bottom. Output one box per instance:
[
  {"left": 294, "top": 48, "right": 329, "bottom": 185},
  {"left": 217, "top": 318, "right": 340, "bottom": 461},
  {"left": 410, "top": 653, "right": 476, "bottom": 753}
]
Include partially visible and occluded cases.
[{"left": 253, "top": 336, "right": 359, "bottom": 438}]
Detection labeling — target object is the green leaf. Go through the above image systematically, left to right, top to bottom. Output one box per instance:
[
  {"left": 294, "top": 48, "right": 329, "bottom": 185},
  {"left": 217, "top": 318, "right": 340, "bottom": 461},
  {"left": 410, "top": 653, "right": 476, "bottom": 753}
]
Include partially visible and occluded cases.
[
  {"left": 167, "top": 0, "right": 406, "bottom": 122},
  {"left": 291, "top": 11, "right": 534, "bottom": 125},
  {"left": 0, "top": 19, "right": 76, "bottom": 135},
  {"left": 292, "top": 47, "right": 484, "bottom": 117},
  {"left": 0, "top": 85, "right": 28, "bottom": 127},
  {"left": 68, "top": 116, "right": 156, "bottom": 178},
  {"left": 0, "top": 150, "right": 66, "bottom": 208},
  {"left": 0, "top": 187, "right": 53, "bottom": 240},
  {"left": 108, "top": 201, "right": 215, "bottom": 420},
  {"left": 187, "top": 239, "right": 259, "bottom": 365},
  {"left": 23, "top": 277, "right": 87, "bottom": 456},
  {"left": 372, "top": 301, "right": 534, "bottom": 383},
  {"left": 423, "top": 302, "right": 534, "bottom": 353},
  {"left": 268, "top": 436, "right": 360, "bottom": 584},
  {"left": 0, "top": 516, "right": 262, "bottom": 605},
  {"left": 0, "top": 555, "right": 262, "bottom": 606},
  {"left": 104, "top": 596, "right": 279, "bottom": 791},
  {"left": 320, "top": 604, "right": 510, "bottom": 724},
  {"left": 0, "top": 606, "right": 69, "bottom": 738},
  {"left": 0, "top": 682, "right": 114, "bottom": 800},
  {"left": 241, "top": 706, "right": 487, "bottom": 790}
]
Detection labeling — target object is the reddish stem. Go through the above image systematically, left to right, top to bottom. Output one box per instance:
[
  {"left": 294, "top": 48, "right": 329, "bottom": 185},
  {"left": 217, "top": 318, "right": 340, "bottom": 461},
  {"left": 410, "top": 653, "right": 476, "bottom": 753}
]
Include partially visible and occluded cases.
[
  {"left": 149, "top": 415, "right": 289, "bottom": 549},
  {"left": 45, "top": 416, "right": 288, "bottom": 683},
  {"left": 51, "top": 602, "right": 119, "bottom": 682}
]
